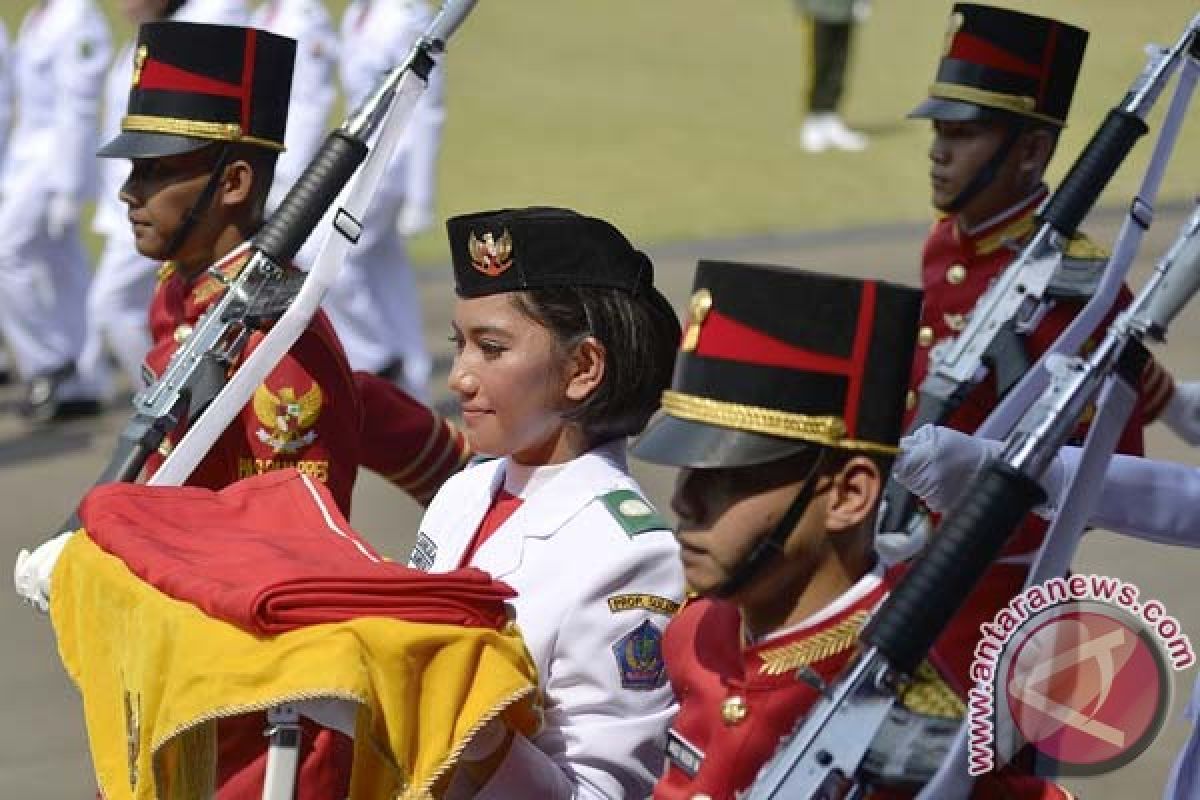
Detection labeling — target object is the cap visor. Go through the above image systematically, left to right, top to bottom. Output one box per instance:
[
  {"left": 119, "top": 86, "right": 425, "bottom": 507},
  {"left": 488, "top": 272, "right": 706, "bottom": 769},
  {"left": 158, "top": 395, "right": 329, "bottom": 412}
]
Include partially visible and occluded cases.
[
  {"left": 907, "top": 96, "right": 999, "bottom": 122},
  {"left": 97, "top": 131, "right": 214, "bottom": 159},
  {"left": 632, "top": 411, "right": 812, "bottom": 469}
]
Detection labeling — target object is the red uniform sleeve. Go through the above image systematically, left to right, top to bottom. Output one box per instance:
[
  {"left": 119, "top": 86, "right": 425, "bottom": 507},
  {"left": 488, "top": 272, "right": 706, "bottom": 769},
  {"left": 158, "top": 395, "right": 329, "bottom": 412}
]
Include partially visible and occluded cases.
[{"left": 354, "top": 371, "right": 471, "bottom": 506}]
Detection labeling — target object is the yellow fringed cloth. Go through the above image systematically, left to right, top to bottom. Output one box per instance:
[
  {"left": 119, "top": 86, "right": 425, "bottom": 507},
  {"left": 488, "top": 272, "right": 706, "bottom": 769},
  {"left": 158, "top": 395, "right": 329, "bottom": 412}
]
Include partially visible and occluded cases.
[{"left": 51, "top": 534, "right": 540, "bottom": 800}]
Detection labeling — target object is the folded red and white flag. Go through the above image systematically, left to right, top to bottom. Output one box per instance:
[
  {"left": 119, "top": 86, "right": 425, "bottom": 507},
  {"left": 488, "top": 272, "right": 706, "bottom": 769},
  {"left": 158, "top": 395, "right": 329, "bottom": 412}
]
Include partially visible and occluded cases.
[{"left": 78, "top": 469, "right": 515, "bottom": 635}]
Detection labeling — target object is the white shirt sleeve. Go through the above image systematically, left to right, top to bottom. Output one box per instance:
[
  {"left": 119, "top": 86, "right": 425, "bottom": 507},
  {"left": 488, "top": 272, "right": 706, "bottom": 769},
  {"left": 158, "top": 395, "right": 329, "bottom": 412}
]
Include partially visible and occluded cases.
[
  {"left": 51, "top": 2, "right": 110, "bottom": 200},
  {"left": 1056, "top": 448, "right": 1200, "bottom": 546}
]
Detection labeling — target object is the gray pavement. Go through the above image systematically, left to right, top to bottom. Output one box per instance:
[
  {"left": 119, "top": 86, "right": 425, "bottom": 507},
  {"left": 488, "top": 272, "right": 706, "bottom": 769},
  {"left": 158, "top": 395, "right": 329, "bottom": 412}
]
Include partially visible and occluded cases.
[{"left": 2, "top": 205, "right": 1199, "bottom": 796}]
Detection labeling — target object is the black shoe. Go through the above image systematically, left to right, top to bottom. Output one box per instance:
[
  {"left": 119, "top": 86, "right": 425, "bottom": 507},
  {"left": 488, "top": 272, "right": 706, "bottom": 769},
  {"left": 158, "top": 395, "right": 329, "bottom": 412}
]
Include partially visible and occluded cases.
[{"left": 19, "top": 365, "right": 103, "bottom": 422}]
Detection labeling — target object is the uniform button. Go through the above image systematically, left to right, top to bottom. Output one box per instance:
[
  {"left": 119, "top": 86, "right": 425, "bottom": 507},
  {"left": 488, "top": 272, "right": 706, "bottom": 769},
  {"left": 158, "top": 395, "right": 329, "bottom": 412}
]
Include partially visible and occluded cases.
[
  {"left": 947, "top": 264, "right": 967, "bottom": 285},
  {"left": 943, "top": 313, "right": 967, "bottom": 332},
  {"left": 173, "top": 323, "right": 194, "bottom": 344},
  {"left": 917, "top": 326, "right": 934, "bottom": 347},
  {"left": 905, "top": 389, "right": 916, "bottom": 411},
  {"left": 157, "top": 439, "right": 173, "bottom": 457},
  {"left": 721, "top": 696, "right": 748, "bottom": 726}
]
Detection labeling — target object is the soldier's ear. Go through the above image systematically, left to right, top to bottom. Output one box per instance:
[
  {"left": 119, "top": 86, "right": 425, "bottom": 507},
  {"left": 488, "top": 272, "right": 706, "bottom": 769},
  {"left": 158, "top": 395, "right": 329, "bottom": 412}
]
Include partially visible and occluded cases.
[
  {"left": 1018, "top": 127, "right": 1056, "bottom": 176},
  {"left": 218, "top": 159, "right": 255, "bottom": 208},
  {"left": 824, "top": 456, "right": 882, "bottom": 534}
]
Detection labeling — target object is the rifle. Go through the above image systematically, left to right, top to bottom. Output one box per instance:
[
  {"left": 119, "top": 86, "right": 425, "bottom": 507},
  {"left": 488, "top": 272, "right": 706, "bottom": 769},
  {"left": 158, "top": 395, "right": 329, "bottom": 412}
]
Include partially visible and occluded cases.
[
  {"left": 60, "top": 0, "right": 479, "bottom": 511},
  {"left": 878, "top": 15, "right": 1200, "bottom": 546},
  {"left": 745, "top": 182, "right": 1200, "bottom": 799}
]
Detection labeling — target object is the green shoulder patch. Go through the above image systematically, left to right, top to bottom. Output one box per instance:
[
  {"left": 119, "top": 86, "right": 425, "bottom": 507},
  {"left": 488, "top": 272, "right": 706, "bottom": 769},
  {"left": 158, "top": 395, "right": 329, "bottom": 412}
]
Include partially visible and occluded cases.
[{"left": 600, "top": 489, "right": 669, "bottom": 538}]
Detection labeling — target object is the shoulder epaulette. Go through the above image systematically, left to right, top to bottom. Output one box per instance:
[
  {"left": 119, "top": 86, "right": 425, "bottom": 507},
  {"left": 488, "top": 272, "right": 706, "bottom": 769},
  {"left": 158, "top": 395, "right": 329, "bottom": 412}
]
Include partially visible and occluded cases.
[{"left": 599, "top": 489, "right": 669, "bottom": 538}]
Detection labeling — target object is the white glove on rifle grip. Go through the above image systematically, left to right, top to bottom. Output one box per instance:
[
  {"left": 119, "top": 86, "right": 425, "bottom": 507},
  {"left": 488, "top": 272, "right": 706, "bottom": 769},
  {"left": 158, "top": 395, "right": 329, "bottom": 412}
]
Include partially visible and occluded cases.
[
  {"left": 892, "top": 425, "right": 1068, "bottom": 519},
  {"left": 14, "top": 531, "right": 74, "bottom": 613}
]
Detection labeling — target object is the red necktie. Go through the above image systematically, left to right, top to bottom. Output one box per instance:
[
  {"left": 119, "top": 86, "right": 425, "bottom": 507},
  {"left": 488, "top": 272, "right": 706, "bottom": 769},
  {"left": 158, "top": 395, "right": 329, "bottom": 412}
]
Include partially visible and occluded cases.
[{"left": 459, "top": 490, "right": 523, "bottom": 568}]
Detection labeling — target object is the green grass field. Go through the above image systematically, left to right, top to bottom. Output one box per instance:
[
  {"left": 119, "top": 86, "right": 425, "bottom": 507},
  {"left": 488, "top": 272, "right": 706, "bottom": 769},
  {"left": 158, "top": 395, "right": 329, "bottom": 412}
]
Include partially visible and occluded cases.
[{"left": 4, "top": 0, "right": 1198, "bottom": 265}]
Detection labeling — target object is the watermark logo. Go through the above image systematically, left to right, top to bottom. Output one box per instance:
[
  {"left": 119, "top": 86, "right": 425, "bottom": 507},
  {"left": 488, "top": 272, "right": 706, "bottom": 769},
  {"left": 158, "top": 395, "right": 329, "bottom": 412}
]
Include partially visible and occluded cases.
[{"left": 967, "top": 575, "right": 1193, "bottom": 777}]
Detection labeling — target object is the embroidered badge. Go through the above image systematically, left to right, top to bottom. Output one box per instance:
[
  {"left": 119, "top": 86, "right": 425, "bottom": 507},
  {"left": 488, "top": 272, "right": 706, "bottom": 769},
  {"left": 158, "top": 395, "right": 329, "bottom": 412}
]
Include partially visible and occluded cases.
[
  {"left": 468, "top": 229, "right": 514, "bottom": 276},
  {"left": 253, "top": 382, "right": 323, "bottom": 454},
  {"left": 600, "top": 489, "right": 668, "bottom": 538},
  {"left": 410, "top": 532, "right": 438, "bottom": 571},
  {"left": 607, "top": 593, "right": 681, "bottom": 616},
  {"left": 613, "top": 619, "right": 666, "bottom": 690},
  {"left": 665, "top": 728, "right": 704, "bottom": 778}
]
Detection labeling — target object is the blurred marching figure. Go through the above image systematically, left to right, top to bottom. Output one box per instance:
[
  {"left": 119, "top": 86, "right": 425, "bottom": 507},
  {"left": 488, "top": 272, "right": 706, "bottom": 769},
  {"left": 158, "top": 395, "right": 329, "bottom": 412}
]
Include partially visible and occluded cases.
[
  {"left": 0, "top": 0, "right": 110, "bottom": 421},
  {"left": 80, "top": 0, "right": 247, "bottom": 401},
  {"left": 252, "top": 0, "right": 338, "bottom": 270},
  {"left": 328, "top": 0, "right": 443, "bottom": 399},
  {"left": 795, "top": 0, "right": 869, "bottom": 152},
  {"left": 0, "top": 20, "right": 13, "bottom": 386}
]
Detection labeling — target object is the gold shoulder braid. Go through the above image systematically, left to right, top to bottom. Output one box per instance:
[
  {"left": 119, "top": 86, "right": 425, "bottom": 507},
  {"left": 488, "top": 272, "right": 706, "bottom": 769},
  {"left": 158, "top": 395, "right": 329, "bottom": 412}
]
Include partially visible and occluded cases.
[
  {"left": 757, "top": 611, "right": 869, "bottom": 676},
  {"left": 900, "top": 661, "right": 967, "bottom": 719}
]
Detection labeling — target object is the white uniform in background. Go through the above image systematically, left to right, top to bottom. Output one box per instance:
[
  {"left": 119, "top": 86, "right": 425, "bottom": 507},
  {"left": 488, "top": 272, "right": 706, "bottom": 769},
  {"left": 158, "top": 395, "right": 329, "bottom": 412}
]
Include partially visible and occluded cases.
[
  {"left": 0, "top": 0, "right": 109, "bottom": 401},
  {"left": 80, "top": 0, "right": 247, "bottom": 396},
  {"left": 252, "top": 0, "right": 338, "bottom": 269},
  {"left": 329, "top": 0, "right": 444, "bottom": 398},
  {"left": 0, "top": 21, "right": 14, "bottom": 381},
  {"left": 414, "top": 441, "right": 684, "bottom": 798}
]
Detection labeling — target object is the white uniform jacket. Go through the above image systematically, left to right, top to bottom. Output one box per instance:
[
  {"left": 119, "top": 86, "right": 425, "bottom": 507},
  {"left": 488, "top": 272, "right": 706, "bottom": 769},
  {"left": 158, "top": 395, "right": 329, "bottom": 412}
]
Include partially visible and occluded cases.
[
  {"left": 3, "top": 0, "right": 110, "bottom": 204},
  {"left": 253, "top": 0, "right": 337, "bottom": 213},
  {"left": 0, "top": 22, "right": 12, "bottom": 175},
  {"left": 413, "top": 440, "right": 685, "bottom": 798}
]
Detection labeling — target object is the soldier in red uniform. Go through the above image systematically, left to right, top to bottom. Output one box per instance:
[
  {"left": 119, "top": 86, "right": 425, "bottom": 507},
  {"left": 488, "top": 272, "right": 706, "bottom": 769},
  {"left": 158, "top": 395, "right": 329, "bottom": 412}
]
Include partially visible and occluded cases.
[
  {"left": 901, "top": 3, "right": 1188, "bottom": 687},
  {"left": 22, "top": 17, "right": 467, "bottom": 799},
  {"left": 633, "top": 261, "right": 1071, "bottom": 798}
]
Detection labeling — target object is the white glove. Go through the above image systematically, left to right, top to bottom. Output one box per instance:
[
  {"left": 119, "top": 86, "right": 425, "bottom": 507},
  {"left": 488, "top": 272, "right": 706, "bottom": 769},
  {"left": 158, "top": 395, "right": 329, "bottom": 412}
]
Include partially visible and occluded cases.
[
  {"left": 46, "top": 193, "right": 79, "bottom": 239},
  {"left": 397, "top": 202, "right": 435, "bottom": 237},
  {"left": 1161, "top": 380, "right": 1200, "bottom": 446},
  {"left": 893, "top": 425, "right": 998, "bottom": 514},
  {"left": 14, "top": 531, "right": 74, "bottom": 613}
]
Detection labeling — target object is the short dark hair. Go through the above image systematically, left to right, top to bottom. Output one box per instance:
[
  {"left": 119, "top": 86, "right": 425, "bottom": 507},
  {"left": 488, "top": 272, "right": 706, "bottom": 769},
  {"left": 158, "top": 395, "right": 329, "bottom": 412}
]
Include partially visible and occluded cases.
[{"left": 513, "top": 284, "right": 680, "bottom": 445}]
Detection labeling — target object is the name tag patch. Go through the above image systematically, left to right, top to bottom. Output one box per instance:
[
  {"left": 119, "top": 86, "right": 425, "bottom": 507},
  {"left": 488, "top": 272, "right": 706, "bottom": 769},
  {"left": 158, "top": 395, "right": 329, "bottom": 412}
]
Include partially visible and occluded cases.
[
  {"left": 410, "top": 532, "right": 437, "bottom": 571},
  {"left": 607, "top": 593, "right": 681, "bottom": 616},
  {"left": 665, "top": 728, "right": 704, "bottom": 778}
]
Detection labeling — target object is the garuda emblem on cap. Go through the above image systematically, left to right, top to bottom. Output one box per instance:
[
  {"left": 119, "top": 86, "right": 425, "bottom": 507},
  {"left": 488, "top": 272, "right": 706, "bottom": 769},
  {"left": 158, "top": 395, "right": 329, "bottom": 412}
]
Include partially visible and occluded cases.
[
  {"left": 468, "top": 229, "right": 514, "bottom": 277},
  {"left": 253, "top": 383, "right": 323, "bottom": 454}
]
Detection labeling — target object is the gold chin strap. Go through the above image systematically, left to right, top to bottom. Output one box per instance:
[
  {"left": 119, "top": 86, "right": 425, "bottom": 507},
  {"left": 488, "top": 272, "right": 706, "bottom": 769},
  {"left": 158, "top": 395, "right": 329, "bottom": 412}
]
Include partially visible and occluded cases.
[{"left": 660, "top": 390, "right": 899, "bottom": 456}]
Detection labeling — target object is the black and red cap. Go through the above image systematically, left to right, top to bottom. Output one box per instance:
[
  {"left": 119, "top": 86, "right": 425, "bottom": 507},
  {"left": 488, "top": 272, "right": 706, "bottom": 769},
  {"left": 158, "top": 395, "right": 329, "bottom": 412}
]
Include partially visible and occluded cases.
[
  {"left": 909, "top": 3, "right": 1087, "bottom": 127},
  {"left": 98, "top": 21, "right": 295, "bottom": 159},
  {"left": 447, "top": 207, "right": 655, "bottom": 298},
  {"left": 633, "top": 261, "right": 922, "bottom": 469}
]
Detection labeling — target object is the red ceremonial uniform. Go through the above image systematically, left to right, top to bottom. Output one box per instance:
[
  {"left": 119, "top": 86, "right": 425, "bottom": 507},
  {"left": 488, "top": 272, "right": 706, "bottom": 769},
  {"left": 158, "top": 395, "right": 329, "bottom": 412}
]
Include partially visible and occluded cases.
[
  {"left": 905, "top": 187, "right": 1175, "bottom": 686},
  {"left": 139, "top": 245, "right": 360, "bottom": 799},
  {"left": 142, "top": 246, "right": 362, "bottom": 514},
  {"left": 656, "top": 569, "right": 1075, "bottom": 799}
]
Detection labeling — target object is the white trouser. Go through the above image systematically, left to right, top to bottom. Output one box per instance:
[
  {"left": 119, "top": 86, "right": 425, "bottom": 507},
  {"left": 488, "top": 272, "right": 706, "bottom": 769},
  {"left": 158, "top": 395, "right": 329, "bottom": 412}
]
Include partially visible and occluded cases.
[
  {"left": 321, "top": 186, "right": 431, "bottom": 398},
  {"left": 0, "top": 188, "right": 96, "bottom": 394},
  {"left": 78, "top": 225, "right": 156, "bottom": 394},
  {"left": 1165, "top": 673, "right": 1200, "bottom": 799}
]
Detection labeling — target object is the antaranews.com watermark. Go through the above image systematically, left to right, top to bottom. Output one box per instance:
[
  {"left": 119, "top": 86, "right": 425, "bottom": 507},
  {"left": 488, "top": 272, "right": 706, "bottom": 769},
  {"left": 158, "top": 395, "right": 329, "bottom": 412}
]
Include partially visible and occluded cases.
[{"left": 968, "top": 574, "right": 1194, "bottom": 777}]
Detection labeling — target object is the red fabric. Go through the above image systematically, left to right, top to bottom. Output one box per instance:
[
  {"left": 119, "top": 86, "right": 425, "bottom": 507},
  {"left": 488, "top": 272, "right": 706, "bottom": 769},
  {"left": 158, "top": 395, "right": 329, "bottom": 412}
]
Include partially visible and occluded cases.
[
  {"left": 239, "top": 29, "right": 256, "bottom": 132},
  {"left": 948, "top": 32, "right": 1043, "bottom": 78},
  {"left": 138, "top": 58, "right": 242, "bottom": 98},
  {"left": 143, "top": 251, "right": 363, "bottom": 516},
  {"left": 844, "top": 280, "right": 876, "bottom": 438},
  {"left": 695, "top": 308, "right": 855, "bottom": 375},
  {"left": 354, "top": 371, "right": 471, "bottom": 505},
  {"left": 79, "top": 470, "right": 516, "bottom": 635},
  {"left": 459, "top": 490, "right": 523, "bottom": 568},
  {"left": 216, "top": 716, "right": 352, "bottom": 800}
]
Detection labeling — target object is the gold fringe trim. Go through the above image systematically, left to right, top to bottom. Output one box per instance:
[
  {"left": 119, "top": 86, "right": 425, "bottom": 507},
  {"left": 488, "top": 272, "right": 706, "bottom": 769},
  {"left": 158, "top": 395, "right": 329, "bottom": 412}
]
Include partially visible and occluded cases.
[
  {"left": 928, "top": 82, "right": 1064, "bottom": 127},
  {"left": 121, "top": 113, "right": 286, "bottom": 151},
  {"left": 661, "top": 390, "right": 899, "bottom": 456},
  {"left": 757, "top": 611, "right": 869, "bottom": 676},
  {"left": 900, "top": 662, "right": 968, "bottom": 719}
]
